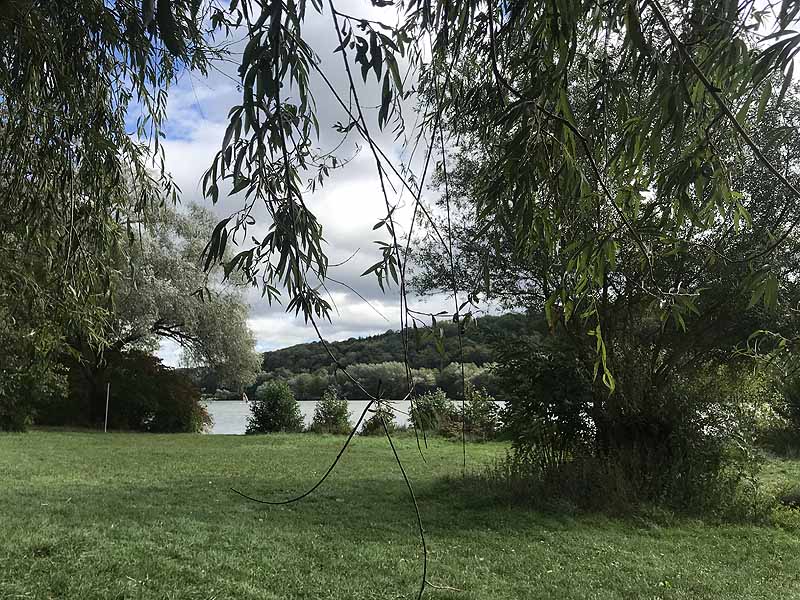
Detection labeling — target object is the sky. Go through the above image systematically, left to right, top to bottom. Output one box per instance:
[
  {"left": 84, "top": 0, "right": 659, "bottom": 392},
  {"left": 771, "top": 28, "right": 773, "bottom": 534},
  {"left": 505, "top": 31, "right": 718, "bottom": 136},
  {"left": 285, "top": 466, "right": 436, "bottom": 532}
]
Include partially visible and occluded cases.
[{"left": 156, "top": 2, "right": 455, "bottom": 365}]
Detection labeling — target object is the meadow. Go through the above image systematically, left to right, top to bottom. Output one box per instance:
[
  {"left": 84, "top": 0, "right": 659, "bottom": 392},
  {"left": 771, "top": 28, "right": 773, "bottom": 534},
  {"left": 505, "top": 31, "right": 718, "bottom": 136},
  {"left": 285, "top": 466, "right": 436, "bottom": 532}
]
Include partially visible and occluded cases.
[{"left": 2, "top": 432, "right": 800, "bottom": 599}]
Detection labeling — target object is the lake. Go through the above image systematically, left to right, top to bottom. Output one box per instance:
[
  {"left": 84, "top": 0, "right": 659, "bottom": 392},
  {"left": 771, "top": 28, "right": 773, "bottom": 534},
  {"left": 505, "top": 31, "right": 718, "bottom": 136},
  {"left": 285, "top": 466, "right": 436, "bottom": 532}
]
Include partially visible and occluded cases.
[{"left": 203, "top": 400, "right": 414, "bottom": 434}]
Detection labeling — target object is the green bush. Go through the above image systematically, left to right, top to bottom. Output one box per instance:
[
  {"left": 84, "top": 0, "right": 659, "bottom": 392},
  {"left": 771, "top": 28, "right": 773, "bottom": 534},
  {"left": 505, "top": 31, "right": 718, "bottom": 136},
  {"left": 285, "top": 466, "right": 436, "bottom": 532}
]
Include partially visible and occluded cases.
[
  {"left": 0, "top": 314, "right": 66, "bottom": 431},
  {"left": 494, "top": 333, "right": 594, "bottom": 470},
  {"left": 488, "top": 337, "right": 765, "bottom": 515},
  {"left": 105, "top": 353, "right": 210, "bottom": 433},
  {"left": 765, "top": 374, "right": 800, "bottom": 455},
  {"left": 246, "top": 380, "right": 303, "bottom": 434},
  {"left": 443, "top": 384, "right": 501, "bottom": 441},
  {"left": 309, "top": 386, "right": 351, "bottom": 434},
  {"left": 410, "top": 389, "right": 456, "bottom": 434},
  {"left": 0, "top": 395, "right": 34, "bottom": 432},
  {"left": 360, "top": 404, "right": 396, "bottom": 436}
]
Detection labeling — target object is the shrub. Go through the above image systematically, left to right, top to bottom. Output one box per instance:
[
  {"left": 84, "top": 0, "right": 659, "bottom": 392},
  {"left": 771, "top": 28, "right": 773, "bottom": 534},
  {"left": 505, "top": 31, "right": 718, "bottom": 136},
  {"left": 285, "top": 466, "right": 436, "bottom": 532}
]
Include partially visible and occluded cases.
[
  {"left": 494, "top": 333, "right": 594, "bottom": 470},
  {"left": 489, "top": 338, "right": 765, "bottom": 515},
  {"left": 54, "top": 352, "right": 212, "bottom": 433},
  {"left": 105, "top": 353, "right": 210, "bottom": 433},
  {"left": 148, "top": 370, "right": 212, "bottom": 433},
  {"left": 763, "top": 374, "right": 800, "bottom": 455},
  {"left": 246, "top": 381, "right": 303, "bottom": 434},
  {"left": 443, "top": 385, "right": 501, "bottom": 441},
  {"left": 309, "top": 386, "right": 351, "bottom": 434},
  {"left": 410, "top": 389, "right": 456, "bottom": 434},
  {"left": 0, "top": 395, "right": 34, "bottom": 432},
  {"left": 360, "top": 404, "right": 397, "bottom": 436}
]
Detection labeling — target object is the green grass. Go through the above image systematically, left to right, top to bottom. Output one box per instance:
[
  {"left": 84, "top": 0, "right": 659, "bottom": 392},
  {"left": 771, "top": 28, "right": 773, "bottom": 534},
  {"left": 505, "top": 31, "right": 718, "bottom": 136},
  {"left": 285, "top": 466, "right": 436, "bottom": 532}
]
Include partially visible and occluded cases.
[{"left": 1, "top": 432, "right": 800, "bottom": 599}]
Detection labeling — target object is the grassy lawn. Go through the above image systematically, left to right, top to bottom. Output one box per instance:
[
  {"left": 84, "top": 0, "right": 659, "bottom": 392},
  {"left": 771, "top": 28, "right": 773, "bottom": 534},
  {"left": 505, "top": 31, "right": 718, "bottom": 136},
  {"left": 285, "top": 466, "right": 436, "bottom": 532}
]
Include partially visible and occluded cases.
[{"left": 1, "top": 432, "right": 800, "bottom": 599}]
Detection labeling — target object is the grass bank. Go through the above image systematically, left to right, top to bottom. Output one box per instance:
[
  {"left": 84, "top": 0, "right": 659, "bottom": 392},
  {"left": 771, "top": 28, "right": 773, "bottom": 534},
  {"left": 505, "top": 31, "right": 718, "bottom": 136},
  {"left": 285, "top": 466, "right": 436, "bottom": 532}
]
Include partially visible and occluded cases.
[{"left": 1, "top": 432, "right": 799, "bottom": 599}]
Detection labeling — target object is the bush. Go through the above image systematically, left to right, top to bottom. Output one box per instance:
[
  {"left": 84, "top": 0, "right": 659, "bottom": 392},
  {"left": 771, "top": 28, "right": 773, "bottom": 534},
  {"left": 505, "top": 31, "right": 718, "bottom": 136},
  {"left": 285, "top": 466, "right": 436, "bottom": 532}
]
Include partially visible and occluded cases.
[
  {"left": 0, "top": 319, "right": 66, "bottom": 431},
  {"left": 494, "top": 333, "right": 594, "bottom": 470},
  {"left": 489, "top": 336, "right": 765, "bottom": 515},
  {"left": 105, "top": 353, "right": 210, "bottom": 433},
  {"left": 149, "top": 371, "right": 212, "bottom": 433},
  {"left": 762, "top": 374, "right": 800, "bottom": 455},
  {"left": 246, "top": 381, "right": 303, "bottom": 434},
  {"left": 443, "top": 385, "right": 501, "bottom": 441},
  {"left": 309, "top": 386, "right": 351, "bottom": 434},
  {"left": 410, "top": 389, "right": 456, "bottom": 434},
  {"left": 0, "top": 395, "right": 34, "bottom": 432},
  {"left": 360, "top": 404, "right": 397, "bottom": 436},
  {"left": 759, "top": 425, "right": 800, "bottom": 457},
  {"left": 471, "top": 441, "right": 767, "bottom": 520}
]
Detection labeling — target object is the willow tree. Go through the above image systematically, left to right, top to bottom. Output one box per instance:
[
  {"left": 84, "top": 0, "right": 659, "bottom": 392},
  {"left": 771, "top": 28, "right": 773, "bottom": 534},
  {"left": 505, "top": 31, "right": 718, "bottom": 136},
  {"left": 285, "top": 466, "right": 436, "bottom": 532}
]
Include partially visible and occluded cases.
[
  {"left": 0, "top": 0, "right": 213, "bottom": 428},
  {"left": 5, "top": 0, "right": 800, "bottom": 406},
  {"left": 191, "top": 2, "right": 800, "bottom": 374},
  {"left": 67, "top": 204, "right": 259, "bottom": 425}
]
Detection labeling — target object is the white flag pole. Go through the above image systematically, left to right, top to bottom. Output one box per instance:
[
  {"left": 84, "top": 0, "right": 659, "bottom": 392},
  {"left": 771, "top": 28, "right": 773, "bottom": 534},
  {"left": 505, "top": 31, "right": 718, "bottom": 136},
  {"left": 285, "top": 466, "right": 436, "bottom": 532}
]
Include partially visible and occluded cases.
[{"left": 104, "top": 383, "right": 110, "bottom": 433}]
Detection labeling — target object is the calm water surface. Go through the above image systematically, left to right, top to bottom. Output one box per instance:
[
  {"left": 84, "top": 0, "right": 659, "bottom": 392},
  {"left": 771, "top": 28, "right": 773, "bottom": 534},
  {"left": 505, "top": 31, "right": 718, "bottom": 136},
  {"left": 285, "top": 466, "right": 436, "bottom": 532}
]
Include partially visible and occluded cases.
[{"left": 203, "top": 400, "right": 414, "bottom": 434}]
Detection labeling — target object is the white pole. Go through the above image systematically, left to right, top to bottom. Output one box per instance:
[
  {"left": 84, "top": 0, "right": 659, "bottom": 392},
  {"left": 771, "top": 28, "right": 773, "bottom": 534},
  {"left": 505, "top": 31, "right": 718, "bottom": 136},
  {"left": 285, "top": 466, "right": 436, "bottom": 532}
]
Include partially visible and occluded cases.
[{"left": 104, "top": 382, "right": 110, "bottom": 433}]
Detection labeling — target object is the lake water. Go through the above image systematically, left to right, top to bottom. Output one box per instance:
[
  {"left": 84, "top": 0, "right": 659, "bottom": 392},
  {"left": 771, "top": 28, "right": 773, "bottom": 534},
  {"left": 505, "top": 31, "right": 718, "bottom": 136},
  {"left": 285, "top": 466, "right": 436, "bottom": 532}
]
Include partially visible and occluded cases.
[{"left": 203, "top": 400, "right": 414, "bottom": 434}]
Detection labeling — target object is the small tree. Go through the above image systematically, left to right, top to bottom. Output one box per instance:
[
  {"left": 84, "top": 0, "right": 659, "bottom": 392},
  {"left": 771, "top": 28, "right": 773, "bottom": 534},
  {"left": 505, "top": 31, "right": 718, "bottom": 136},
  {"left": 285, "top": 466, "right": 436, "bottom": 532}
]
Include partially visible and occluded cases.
[
  {"left": 246, "top": 381, "right": 303, "bottom": 434},
  {"left": 464, "top": 385, "right": 502, "bottom": 441},
  {"left": 309, "top": 386, "right": 351, "bottom": 434},
  {"left": 410, "top": 389, "right": 456, "bottom": 435},
  {"left": 361, "top": 404, "right": 397, "bottom": 436}
]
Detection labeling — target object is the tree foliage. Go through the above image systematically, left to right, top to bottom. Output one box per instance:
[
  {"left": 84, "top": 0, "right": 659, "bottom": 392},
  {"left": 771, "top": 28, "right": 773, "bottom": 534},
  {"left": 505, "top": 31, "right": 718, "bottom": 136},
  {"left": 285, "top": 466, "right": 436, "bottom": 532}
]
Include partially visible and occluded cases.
[
  {"left": 0, "top": 0, "right": 213, "bottom": 429},
  {"left": 57, "top": 203, "right": 259, "bottom": 428},
  {"left": 104, "top": 204, "right": 260, "bottom": 392},
  {"left": 261, "top": 313, "right": 530, "bottom": 372},
  {"left": 246, "top": 380, "right": 304, "bottom": 434},
  {"left": 309, "top": 385, "right": 351, "bottom": 434}
]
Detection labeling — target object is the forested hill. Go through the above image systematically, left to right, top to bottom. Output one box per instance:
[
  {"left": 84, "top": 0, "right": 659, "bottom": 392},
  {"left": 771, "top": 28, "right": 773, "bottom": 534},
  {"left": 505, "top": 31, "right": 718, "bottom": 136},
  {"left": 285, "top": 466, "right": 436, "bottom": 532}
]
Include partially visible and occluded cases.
[{"left": 261, "top": 312, "right": 542, "bottom": 373}]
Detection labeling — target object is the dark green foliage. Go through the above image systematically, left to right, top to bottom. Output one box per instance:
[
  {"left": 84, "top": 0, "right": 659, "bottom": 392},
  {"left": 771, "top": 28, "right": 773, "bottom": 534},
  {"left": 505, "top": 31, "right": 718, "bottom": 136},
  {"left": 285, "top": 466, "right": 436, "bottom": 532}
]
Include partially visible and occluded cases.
[
  {"left": 0, "top": 1, "right": 210, "bottom": 410},
  {"left": 261, "top": 314, "right": 532, "bottom": 372},
  {"left": 493, "top": 332, "right": 765, "bottom": 510},
  {"left": 495, "top": 333, "right": 594, "bottom": 469},
  {"left": 66, "top": 352, "right": 210, "bottom": 433},
  {"left": 106, "top": 353, "right": 209, "bottom": 433},
  {"left": 337, "top": 362, "right": 406, "bottom": 400},
  {"left": 436, "top": 362, "right": 483, "bottom": 397},
  {"left": 288, "top": 369, "right": 332, "bottom": 400},
  {"left": 758, "top": 373, "right": 800, "bottom": 456},
  {"left": 778, "top": 374, "right": 800, "bottom": 436},
  {"left": 246, "top": 381, "right": 303, "bottom": 434},
  {"left": 440, "top": 385, "right": 503, "bottom": 441},
  {"left": 309, "top": 386, "right": 351, "bottom": 434},
  {"left": 410, "top": 389, "right": 456, "bottom": 434},
  {"left": 0, "top": 396, "right": 33, "bottom": 432},
  {"left": 360, "top": 404, "right": 397, "bottom": 436},
  {"left": 759, "top": 426, "right": 800, "bottom": 458},
  {"left": 476, "top": 446, "right": 766, "bottom": 520},
  {"left": 779, "top": 484, "right": 800, "bottom": 508}
]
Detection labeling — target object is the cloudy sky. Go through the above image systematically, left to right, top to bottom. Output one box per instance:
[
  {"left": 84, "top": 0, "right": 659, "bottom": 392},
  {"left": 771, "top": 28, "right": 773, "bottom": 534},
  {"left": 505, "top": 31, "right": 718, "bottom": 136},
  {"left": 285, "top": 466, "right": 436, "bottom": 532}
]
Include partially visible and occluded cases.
[{"left": 157, "top": 2, "right": 455, "bottom": 365}]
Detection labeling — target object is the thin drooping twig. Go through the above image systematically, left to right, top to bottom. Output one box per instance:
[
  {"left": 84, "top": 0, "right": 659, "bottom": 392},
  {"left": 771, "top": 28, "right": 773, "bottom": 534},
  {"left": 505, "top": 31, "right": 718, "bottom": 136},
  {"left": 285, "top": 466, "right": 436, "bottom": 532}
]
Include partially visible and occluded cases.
[
  {"left": 325, "top": 0, "right": 426, "bottom": 460},
  {"left": 231, "top": 2, "right": 409, "bottom": 506},
  {"left": 428, "top": 37, "right": 468, "bottom": 473},
  {"left": 230, "top": 399, "right": 375, "bottom": 504},
  {"left": 381, "top": 413, "right": 427, "bottom": 600}
]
